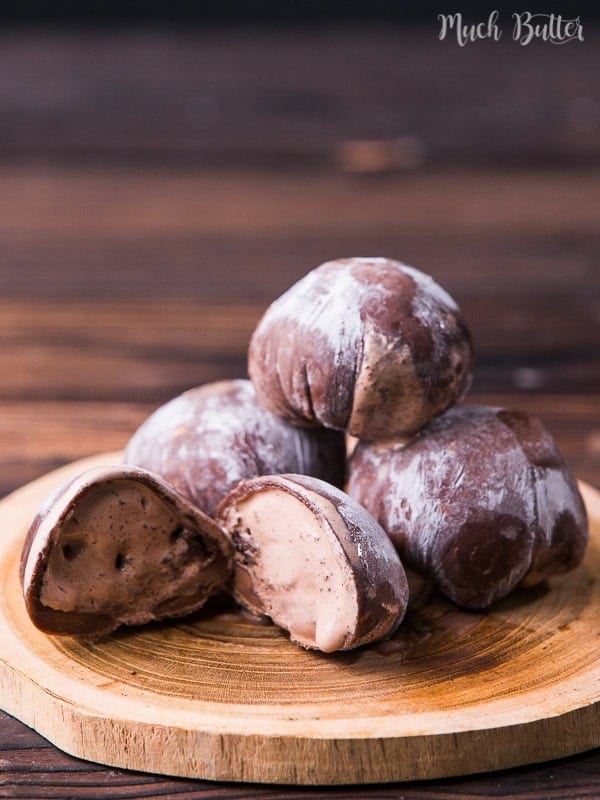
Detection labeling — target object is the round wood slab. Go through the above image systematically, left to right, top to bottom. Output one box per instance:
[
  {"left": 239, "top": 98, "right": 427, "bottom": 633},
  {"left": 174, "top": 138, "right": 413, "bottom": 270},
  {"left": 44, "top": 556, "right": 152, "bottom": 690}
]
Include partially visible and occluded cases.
[{"left": 0, "top": 453, "right": 599, "bottom": 785}]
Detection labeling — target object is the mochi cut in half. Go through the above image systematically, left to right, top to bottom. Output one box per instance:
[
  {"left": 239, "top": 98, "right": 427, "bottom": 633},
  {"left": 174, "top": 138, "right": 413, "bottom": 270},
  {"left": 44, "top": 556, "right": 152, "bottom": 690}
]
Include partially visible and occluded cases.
[
  {"left": 20, "top": 466, "right": 233, "bottom": 637},
  {"left": 216, "top": 474, "right": 408, "bottom": 653}
]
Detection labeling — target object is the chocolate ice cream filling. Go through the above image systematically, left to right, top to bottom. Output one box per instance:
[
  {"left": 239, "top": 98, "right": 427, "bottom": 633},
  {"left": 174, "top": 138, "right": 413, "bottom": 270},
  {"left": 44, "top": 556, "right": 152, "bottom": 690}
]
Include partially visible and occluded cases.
[{"left": 39, "top": 479, "right": 219, "bottom": 623}]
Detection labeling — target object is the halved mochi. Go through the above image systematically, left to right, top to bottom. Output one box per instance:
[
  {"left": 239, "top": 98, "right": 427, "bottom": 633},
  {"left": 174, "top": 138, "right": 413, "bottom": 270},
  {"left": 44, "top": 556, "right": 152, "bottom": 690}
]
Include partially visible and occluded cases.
[
  {"left": 20, "top": 466, "right": 233, "bottom": 637},
  {"left": 216, "top": 474, "right": 408, "bottom": 653}
]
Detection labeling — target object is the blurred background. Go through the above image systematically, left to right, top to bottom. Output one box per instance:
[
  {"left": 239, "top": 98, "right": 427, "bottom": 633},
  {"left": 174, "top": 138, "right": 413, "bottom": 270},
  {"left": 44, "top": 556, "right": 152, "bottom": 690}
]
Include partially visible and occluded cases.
[{"left": 0, "top": 3, "right": 598, "bottom": 495}]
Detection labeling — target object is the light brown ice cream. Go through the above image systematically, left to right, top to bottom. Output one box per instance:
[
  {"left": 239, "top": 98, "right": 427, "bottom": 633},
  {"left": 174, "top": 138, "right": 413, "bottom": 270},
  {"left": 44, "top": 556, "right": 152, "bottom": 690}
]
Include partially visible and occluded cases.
[{"left": 217, "top": 474, "right": 408, "bottom": 652}]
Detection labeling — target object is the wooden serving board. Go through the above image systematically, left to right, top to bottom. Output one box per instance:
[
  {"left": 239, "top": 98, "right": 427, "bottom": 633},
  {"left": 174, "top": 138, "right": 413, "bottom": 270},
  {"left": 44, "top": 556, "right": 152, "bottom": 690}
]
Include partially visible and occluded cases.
[{"left": 0, "top": 453, "right": 599, "bottom": 785}]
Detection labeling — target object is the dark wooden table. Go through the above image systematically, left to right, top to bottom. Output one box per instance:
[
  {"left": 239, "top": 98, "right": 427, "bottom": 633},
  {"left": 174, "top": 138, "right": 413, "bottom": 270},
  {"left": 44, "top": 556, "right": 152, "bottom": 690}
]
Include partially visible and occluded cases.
[{"left": 0, "top": 25, "right": 599, "bottom": 799}]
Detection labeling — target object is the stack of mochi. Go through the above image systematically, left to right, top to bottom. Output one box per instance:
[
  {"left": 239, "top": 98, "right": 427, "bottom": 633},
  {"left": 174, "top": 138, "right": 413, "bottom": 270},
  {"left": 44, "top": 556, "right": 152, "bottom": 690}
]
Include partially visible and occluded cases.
[{"left": 20, "top": 258, "right": 589, "bottom": 654}]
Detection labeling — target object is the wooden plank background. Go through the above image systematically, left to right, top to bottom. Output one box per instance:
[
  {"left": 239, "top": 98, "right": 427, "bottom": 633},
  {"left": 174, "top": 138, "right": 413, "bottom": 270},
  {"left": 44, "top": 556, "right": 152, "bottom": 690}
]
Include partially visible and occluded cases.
[{"left": 0, "top": 25, "right": 598, "bottom": 799}]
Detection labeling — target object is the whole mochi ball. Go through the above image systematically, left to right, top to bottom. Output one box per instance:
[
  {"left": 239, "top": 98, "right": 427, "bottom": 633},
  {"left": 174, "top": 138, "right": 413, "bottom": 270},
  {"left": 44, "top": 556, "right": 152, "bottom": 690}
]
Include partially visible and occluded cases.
[
  {"left": 248, "top": 257, "right": 473, "bottom": 440},
  {"left": 125, "top": 379, "right": 346, "bottom": 517},
  {"left": 347, "top": 404, "right": 589, "bottom": 609}
]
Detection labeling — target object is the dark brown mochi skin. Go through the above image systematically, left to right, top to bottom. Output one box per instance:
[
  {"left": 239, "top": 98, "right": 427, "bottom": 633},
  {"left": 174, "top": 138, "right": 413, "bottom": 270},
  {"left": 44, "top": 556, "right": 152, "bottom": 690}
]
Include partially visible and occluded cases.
[
  {"left": 248, "top": 257, "right": 473, "bottom": 441},
  {"left": 125, "top": 380, "right": 346, "bottom": 517},
  {"left": 347, "top": 405, "right": 588, "bottom": 609},
  {"left": 20, "top": 466, "right": 233, "bottom": 637},
  {"left": 216, "top": 474, "right": 408, "bottom": 653}
]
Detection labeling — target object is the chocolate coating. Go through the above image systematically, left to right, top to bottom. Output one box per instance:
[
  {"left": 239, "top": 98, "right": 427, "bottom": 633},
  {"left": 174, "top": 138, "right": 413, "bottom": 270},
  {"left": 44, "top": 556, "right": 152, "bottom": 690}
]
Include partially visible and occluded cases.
[
  {"left": 248, "top": 257, "right": 473, "bottom": 440},
  {"left": 125, "top": 380, "right": 346, "bottom": 517},
  {"left": 347, "top": 405, "right": 588, "bottom": 609},
  {"left": 20, "top": 466, "right": 233, "bottom": 637},
  {"left": 216, "top": 474, "right": 408, "bottom": 652}
]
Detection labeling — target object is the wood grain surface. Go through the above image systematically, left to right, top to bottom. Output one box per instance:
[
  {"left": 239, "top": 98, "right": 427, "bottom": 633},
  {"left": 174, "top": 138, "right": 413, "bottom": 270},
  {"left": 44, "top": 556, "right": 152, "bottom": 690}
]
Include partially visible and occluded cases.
[
  {"left": 0, "top": 23, "right": 599, "bottom": 800},
  {"left": 1, "top": 28, "right": 599, "bottom": 166},
  {"left": 0, "top": 454, "right": 599, "bottom": 786}
]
